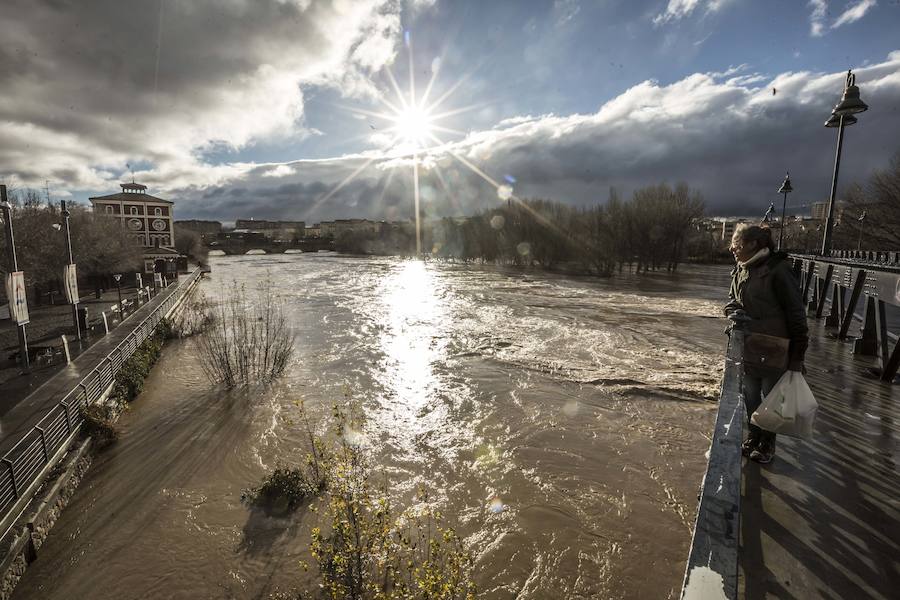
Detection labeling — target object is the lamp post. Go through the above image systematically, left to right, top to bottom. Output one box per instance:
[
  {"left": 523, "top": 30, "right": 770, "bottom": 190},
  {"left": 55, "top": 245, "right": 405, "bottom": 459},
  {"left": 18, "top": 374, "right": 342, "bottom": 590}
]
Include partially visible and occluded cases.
[
  {"left": 821, "top": 70, "right": 867, "bottom": 256},
  {"left": 777, "top": 172, "right": 792, "bottom": 251},
  {"left": 1, "top": 185, "right": 29, "bottom": 370},
  {"left": 60, "top": 200, "right": 81, "bottom": 340},
  {"left": 762, "top": 202, "right": 775, "bottom": 225},
  {"left": 856, "top": 209, "right": 867, "bottom": 252},
  {"left": 113, "top": 273, "right": 123, "bottom": 319}
]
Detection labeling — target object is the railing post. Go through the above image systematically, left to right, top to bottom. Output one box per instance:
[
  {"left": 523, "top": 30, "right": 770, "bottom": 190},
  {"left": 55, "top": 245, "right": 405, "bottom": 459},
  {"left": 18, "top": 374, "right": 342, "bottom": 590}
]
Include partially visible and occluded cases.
[
  {"left": 815, "top": 264, "right": 834, "bottom": 319},
  {"left": 838, "top": 270, "right": 866, "bottom": 340},
  {"left": 825, "top": 283, "right": 842, "bottom": 327},
  {"left": 854, "top": 296, "right": 878, "bottom": 356},
  {"left": 61, "top": 401, "right": 72, "bottom": 434},
  {"left": 35, "top": 427, "right": 49, "bottom": 462},
  {"left": 3, "top": 459, "right": 18, "bottom": 499}
]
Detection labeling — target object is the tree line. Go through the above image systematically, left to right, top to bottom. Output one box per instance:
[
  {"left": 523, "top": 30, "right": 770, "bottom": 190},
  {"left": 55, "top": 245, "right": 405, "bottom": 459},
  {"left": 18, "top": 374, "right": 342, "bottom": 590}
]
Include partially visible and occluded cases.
[
  {"left": 336, "top": 183, "right": 707, "bottom": 274},
  {"left": 0, "top": 187, "right": 142, "bottom": 304}
]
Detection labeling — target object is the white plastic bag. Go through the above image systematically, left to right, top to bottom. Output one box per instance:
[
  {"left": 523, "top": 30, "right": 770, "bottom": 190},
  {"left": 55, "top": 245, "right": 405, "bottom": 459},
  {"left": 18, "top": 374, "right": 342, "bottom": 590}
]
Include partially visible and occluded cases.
[{"left": 750, "top": 371, "right": 818, "bottom": 439}]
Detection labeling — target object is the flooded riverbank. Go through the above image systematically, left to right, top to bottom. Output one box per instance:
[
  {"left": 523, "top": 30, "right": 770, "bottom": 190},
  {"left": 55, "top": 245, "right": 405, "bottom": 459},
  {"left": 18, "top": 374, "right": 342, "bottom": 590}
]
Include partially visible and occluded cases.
[{"left": 13, "top": 254, "right": 731, "bottom": 599}]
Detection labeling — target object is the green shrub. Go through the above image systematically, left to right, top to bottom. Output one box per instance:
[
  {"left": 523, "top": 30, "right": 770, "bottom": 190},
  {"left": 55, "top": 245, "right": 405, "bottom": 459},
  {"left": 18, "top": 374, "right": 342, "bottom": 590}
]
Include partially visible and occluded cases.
[
  {"left": 111, "top": 323, "right": 167, "bottom": 404},
  {"left": 80, "top": 404, "right": 119, "bottom": 449},
  {"left": 309, "top": 404, "right": 477, "bottom": 600},
  {"left": 242, "top": 465, "right": 326, "bottom": 512}
]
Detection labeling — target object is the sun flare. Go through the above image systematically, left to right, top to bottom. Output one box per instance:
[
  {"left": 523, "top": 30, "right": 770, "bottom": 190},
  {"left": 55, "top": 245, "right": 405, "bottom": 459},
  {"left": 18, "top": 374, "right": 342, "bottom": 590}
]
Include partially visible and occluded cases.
[{"left": 391, "top": 105, "right": 433, "bottom": 147}]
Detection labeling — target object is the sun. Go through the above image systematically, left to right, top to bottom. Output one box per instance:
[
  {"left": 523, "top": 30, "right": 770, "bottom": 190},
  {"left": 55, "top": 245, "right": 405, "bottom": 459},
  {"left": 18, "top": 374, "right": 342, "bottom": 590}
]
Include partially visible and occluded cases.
[{"left": 391, "top": 105, "right": 433, "bottom": 147}]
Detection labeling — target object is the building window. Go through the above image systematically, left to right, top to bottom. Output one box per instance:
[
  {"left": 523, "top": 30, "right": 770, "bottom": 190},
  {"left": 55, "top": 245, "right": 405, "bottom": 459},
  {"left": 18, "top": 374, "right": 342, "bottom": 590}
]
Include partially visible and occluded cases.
[
  {"left": 105, "top": 205, "right": 113, "bottom": 214},
  {"left": 130, "top": 206, "right": 138, "bottom": 215},
  {"left": 154, "top": 207, "right": 162, "bottom": 216}
]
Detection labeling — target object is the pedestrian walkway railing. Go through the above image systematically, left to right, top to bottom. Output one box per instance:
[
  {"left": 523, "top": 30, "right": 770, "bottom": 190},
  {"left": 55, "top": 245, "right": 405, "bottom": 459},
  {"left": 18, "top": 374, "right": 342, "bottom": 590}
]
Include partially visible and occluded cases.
[
  {"left": 829, "top": 249, "right": 900, "bottom": 267},
  {"left": 793, "top": 253, "right": 900, "bottom": 382},
  {"left": 0, "top": 267, "right": 202, "bottom": 541},
  {"left": 680, "top": 320, "right": 745, "bottom": 600}
]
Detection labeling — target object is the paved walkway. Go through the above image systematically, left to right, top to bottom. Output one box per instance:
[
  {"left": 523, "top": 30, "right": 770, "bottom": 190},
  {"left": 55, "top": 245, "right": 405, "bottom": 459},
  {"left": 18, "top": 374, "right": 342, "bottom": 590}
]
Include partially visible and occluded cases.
[
  {"left": 0, "top": 279, "right": 187, "bottom": 458},
  {"left": 739, "top": 320, "right": 899, "bottom": 599}
]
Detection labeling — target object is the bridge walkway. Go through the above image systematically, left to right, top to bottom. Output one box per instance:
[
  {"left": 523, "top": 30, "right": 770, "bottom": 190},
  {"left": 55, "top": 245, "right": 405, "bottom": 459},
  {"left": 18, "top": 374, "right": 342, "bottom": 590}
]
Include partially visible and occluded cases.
[{"left": 738, "top": 319, "right": 899, "bottom": 599}]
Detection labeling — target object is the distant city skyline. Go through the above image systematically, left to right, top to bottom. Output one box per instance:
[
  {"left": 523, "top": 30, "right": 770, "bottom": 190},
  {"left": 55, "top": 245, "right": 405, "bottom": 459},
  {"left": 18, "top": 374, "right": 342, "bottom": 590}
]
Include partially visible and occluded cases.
[{"left": 2, "top": 1, "right": 899, "bottom": 222}]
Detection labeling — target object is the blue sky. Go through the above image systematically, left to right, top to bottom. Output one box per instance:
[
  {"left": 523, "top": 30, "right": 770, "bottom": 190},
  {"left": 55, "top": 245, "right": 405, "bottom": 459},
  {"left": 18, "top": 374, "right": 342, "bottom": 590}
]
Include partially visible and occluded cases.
[{"left": 1, "top": 0, "right": 899, "bottom": 221}]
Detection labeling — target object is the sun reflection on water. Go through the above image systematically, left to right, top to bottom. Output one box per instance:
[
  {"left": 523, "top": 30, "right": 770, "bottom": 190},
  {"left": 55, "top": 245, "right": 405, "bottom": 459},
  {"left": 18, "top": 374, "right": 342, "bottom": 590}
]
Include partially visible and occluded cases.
[{"left": 378, "top": 260, "right": 447, "bottom": 407}]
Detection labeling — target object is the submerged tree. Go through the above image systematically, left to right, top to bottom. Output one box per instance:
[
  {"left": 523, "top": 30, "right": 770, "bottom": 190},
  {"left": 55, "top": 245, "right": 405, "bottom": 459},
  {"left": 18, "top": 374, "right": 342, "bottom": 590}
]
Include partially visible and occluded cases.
[{"left": 197, "top": 279, "right": 293, "bottom": 387}]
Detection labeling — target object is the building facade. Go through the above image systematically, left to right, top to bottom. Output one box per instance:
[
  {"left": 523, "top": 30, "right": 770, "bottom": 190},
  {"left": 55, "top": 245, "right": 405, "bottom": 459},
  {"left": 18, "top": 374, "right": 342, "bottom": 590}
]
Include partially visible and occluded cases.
[{"left": 90, "top": 182, "right": 180, "bottom": 273}]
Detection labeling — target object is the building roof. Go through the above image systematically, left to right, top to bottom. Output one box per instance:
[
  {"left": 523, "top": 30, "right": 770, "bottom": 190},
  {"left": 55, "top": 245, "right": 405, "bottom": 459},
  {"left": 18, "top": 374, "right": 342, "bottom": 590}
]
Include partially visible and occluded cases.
[
  {"left": 89, "top": 182, "right": 173, "bottom": 204},
  {"left": 90, "top": 192, "right": 173, "bottom": 204},
  {"left": 143, "top": 247, "right": 181, "bottom": 257}
]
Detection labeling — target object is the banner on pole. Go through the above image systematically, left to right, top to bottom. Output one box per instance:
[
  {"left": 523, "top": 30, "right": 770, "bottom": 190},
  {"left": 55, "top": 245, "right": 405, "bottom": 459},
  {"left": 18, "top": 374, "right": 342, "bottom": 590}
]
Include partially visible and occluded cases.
[
  {"left": 63, "top": 263, "right": 80, "bottom": 305},
  {"left": 4, "top": 271, "right": 29, "bottom": 325},
  {"left": 135, "top": 273, "right": 142, "bottom": 289}
]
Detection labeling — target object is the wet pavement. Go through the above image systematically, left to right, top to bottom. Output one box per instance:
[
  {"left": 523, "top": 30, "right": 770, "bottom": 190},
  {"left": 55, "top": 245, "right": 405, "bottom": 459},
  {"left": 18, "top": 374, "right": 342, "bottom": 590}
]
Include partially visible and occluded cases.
[{"left": 739, "top": 320, "right": 900, "bottom": 599}]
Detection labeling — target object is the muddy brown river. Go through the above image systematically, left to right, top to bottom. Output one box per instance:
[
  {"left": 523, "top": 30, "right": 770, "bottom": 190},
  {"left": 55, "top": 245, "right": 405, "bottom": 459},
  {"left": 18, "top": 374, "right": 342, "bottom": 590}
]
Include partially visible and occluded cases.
[{"left": 13, "top": 254, "right": 732, "bottom": 599}]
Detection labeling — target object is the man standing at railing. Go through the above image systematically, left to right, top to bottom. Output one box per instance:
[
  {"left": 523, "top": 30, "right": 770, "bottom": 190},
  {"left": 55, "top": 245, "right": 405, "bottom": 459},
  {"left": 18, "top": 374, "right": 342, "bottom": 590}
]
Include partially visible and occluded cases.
[{"left": 725, "top": 224, "right": 809, "bottom": 464}]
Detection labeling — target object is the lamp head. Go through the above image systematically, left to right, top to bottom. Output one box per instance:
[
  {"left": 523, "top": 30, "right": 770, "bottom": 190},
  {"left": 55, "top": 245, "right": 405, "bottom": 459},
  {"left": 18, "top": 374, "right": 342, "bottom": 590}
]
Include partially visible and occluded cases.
[
  {"left": 832, "top": 72, "right": 868, "bottom": 116},
  {"left": 825, "top": 113, "right": 857, "bottom": 128},
  {"left": 778, "top": 172, "right": 793, "bottom": 194},
  {"left": 51, "top": 223, "right": 62, "bottom": 231},
  {"left": 113, "top": 273, "right": 122, "bottom": 282}
]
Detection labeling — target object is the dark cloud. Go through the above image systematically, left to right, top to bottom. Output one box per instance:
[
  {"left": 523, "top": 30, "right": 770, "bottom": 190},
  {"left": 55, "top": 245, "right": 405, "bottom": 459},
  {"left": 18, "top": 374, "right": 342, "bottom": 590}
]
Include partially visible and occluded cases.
[
  {"left": 0, "top": 0, "right": 402, "bottom": 189},
  {"left": 169, "top": 53, "right": 900, "bottom": 221}
]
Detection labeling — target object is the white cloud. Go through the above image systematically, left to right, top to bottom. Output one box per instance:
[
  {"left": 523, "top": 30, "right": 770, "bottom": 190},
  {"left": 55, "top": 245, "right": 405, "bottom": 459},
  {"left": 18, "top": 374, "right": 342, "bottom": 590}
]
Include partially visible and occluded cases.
[
  {"left": 653, "top": 0, "right": 729, "bottom": 25},
  {"left": 808, "top": 0, "right": 828, "bottom": 36},
  {"left": 809, "top": 0, "right": 877, "bottom": 37},
  {"left": 832, "top": 0, "right": 877, "bottom": 29}
]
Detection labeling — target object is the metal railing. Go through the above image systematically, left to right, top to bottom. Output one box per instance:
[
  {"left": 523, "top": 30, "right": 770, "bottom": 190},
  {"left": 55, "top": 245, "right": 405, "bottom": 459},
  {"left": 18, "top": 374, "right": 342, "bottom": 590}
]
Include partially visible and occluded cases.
[
  {"left": 793, "top": 253, "right": 900, "bottom": 381},
  {"left": 0, "top": 268, "right": 202, "bottom": 539},
  {"left": 680, "top": 322, "right": 745, "bottom": 600}
]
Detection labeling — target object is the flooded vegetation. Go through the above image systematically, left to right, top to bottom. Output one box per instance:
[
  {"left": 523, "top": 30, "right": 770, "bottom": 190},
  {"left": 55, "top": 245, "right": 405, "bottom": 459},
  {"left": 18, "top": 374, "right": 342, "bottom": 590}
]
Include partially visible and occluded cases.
[{"left": 12, "top": 254, "right": 731, "bottom": 599}]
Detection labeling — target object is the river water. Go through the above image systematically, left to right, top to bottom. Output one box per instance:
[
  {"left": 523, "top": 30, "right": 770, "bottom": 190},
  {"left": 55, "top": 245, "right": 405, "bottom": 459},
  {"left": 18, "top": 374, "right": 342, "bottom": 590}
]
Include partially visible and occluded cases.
[{"left": 13, "top": 254, "right": 732, "bottom": 599}]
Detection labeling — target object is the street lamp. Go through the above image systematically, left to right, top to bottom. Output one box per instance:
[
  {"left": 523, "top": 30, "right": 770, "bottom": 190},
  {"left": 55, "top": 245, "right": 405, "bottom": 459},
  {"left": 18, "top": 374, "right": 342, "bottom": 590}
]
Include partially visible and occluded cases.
[
  {"left": 821, "top": 70, "right": 867, "bottom": 256},
  {"left": 777, "top": 172, "right": 792, "bottom": 251},
  {"left": 1, "top": 185, "right": 29, "bottom": 370},
  {"left": 60, "top": 200, "right": 81, "bottom": 340},
  {"left": 762, "top": 202, "right": 776, "bottom": 225},
  {"left": 856, "top": 209, "right": 867, "bottom": 252},
  {"left": 113, "top": 273, "right": 123, "bottom": 319}
]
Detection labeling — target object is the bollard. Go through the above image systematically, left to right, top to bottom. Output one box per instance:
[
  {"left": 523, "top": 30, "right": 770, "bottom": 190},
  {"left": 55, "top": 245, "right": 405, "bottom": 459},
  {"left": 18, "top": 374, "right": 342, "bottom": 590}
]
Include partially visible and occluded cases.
[{"left": 61, "top": 335, "right": 71, "bottom": 363}]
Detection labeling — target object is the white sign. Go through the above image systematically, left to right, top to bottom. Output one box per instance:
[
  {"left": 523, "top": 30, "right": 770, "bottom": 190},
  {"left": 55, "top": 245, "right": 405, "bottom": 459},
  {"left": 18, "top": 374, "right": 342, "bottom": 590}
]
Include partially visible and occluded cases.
[
  {"left": 63, "top": 263, "right": 79, "bottom": 305},
  {"left": 4, "top": 271, "right": 29, "bottom": 325}
]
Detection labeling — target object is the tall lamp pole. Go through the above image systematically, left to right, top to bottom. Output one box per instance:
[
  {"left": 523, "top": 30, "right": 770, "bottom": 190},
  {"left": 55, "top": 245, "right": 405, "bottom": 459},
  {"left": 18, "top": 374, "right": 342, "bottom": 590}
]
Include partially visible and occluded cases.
[
  {"left": 821, "top": 70, "right": 867, "bottom": 256},
  {"left": 777, "top": 172, "right": 792, "bottom": 251},
  {"left": 1, "top": 185, "right": 29, "bottom": 370},
  {"left": 60, "top": 200, "right": 81, "bottom": 340},
  {"left": 856, "top": 209, "right": 867, "bottom": 252}
]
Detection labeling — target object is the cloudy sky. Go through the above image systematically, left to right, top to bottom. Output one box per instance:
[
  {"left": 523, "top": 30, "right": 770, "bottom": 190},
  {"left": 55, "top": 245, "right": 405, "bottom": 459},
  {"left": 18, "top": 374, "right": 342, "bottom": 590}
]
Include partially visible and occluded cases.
[{"left": 1, "top": 0, "right": 899, "bottom": 222}]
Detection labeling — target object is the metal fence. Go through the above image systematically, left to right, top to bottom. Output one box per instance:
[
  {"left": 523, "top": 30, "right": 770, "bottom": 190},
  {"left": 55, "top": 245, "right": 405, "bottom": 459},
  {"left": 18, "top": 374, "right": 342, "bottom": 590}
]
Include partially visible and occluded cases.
[{"left": 0, "top": 267, "right": 202, "bottom": 539}]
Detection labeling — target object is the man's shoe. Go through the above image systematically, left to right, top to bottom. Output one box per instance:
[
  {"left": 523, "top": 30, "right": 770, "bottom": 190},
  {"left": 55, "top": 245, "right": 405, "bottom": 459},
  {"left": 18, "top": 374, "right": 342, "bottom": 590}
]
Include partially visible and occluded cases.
[
  {"left": 741, "top": 438, "right": 758, "bottom": 457},
  {"left": 750, "top": 442, "right": 775, "bottom": 464}
]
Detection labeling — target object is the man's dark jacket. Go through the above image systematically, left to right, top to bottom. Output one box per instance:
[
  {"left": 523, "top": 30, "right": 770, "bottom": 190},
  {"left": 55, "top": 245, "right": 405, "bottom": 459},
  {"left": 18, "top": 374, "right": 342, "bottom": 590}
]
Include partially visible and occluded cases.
[{"left": 724, "top": 250, "right": 809, "bottom": 372}]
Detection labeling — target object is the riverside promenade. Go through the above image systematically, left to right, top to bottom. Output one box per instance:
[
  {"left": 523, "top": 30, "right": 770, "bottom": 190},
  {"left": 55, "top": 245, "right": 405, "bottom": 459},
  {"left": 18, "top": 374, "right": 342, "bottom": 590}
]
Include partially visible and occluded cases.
[
  {"left": 0, "top": 275, "right": 194, "bottom": 459},
  {"left": 739, "top": 318, "right": 899, "bottom": 599}
]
